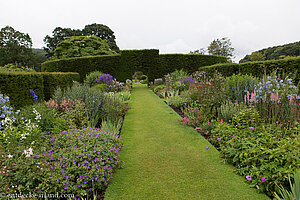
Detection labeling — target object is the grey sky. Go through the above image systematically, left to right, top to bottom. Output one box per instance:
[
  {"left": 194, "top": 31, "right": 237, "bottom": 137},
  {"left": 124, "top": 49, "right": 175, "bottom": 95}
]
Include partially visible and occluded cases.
[{"left": 1, "top": 0, "right": 300, "bottom": 62}]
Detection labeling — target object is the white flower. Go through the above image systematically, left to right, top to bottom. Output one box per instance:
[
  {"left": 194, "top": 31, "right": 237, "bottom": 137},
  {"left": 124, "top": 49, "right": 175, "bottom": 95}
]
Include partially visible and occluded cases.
[{"left": 7, "top": 154, "right": 13, "bottom": 158}]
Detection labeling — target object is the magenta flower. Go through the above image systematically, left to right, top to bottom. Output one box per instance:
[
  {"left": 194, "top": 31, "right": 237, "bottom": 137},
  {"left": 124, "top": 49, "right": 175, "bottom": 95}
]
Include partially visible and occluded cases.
[
  {"left": 249, "top": 127, "right": 254, "bottom": 129},
  {"left": 232, "top": 135, "right": 235, "bottom": 138},
  {"left": 217, "top": 138, "right": 221, "bottom": 142},
  {"left": 205, "top": 147, "right": 209, "bottom": 150},
  {"left": 246, "top": 175, "right": 252, "bottom": 181},
  {"left": 261, "top": 177, "right": 266, "bottom": 182}
]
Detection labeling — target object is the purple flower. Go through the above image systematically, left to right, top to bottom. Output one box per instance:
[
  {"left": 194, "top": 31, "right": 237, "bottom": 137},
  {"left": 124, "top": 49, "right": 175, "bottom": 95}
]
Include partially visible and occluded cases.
[
  {"left": 30, "top": 89, "right": 38, "bottom": 101},
  {"left": 249, "top": 127, "right": 254, "bottom": 129},
  {"left": 232, "top": 135, "right": 235, "bottom": 138},
  {"left": 217, "top": 138, "right": 221, "bottom": 142},
  {"left": 205, "top": 147, "right": 209, "bottom": 150},
  {"left": 246, "top": 175, "right": 252, "bottom": 181},
  {"left": 261, "top": 177, "right": 266, "bottom": 182}
]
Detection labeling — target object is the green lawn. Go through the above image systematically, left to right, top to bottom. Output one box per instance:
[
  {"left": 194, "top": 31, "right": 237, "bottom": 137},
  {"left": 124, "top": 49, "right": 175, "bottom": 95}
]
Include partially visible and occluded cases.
[{"left": 105, "top": 84, "right": 269, "bottom": 200}]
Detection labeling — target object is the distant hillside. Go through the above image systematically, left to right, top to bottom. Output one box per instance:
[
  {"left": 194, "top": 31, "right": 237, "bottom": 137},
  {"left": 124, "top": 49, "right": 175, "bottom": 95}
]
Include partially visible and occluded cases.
[{"left": 239, "top": 41, "right": 300, "bottom": 63}]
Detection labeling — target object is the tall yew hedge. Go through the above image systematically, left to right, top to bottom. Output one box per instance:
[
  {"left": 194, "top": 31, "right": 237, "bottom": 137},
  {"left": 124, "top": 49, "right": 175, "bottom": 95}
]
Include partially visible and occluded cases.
[{"left": 41, "top": 50, "right": 227, "bottom": 83}]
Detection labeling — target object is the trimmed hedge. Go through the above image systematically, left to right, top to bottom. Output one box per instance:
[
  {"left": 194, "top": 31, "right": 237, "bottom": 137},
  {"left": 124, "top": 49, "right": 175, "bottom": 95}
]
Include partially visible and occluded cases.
[
  {"left": 119, "top": 49, "right": 159, "bottom": 82},
  {"left": 42, "top": 50, "right": 227, "bottom": 83},
  {"left": 42, "top": 55, "right": 120, "bottom": 82},
  {"left": 199, "top": 56, "right": 300, "bottom": 84},
  {"left": 0, "top": 70, "right": 79, "bottom": 108},
  {"left": 0, "top": 70, "right": 44, "bottom": 108},
  {"left": 40, "top": 72, "right": 80, "bottom": 100}
]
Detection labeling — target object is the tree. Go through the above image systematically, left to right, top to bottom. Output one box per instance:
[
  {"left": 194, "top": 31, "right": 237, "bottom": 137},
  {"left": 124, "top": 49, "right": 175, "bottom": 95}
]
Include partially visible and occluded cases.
[
  {"left": 44, "top": 24, "right": 119, "bottom": 57},
  {"left": 0, "top": 26, "right": 35, "bottom": 66},
  {"left": 53, "top": 36, "right": 117, "bottom": 59},
  {"left": 207, "top": 37, "right": 234, "bottom": 61},
  {"left": 189, "top": 48, "right": 206, "bottom": 55},
  {"left": 249, "top": 52, "right": 265, "bottom": 62}
]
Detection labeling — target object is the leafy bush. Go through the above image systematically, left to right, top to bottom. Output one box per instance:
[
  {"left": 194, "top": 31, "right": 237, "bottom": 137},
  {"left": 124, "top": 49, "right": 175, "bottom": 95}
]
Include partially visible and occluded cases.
[
  {"left": 0, "top": 63, "right": 35, "bottom": 72},
  {"left": 85, "top": 71, "right": 103, "bottom": 87},
  {"left": 224, "top": 74, "right": 259, "bottom": 103},
  {"left": 52, "top": 84, "right": 106, "bottom": 127},
  {"left": 91, "top": 84, "right": 108, "bottom": 92},
  {"left": 154, "top": 85, "right": 166, "bottom": 94},
  {"left": 217, "top": 100, "right": 246, "bottom": 122},
  {"left": 21, "top": 102, "right": 68, "bottom": 134},
  {"left": 232, "top": 107, "right": 261, "bottom": 128},
  {"left": 209, "top": 122, "right": 300, "bottom": 197}
]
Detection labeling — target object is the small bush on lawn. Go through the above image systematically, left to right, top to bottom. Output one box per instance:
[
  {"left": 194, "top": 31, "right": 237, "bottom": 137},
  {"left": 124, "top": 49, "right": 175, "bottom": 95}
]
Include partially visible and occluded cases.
[{"left": 209, "top": 121, "right": 300, "bottom": 197}]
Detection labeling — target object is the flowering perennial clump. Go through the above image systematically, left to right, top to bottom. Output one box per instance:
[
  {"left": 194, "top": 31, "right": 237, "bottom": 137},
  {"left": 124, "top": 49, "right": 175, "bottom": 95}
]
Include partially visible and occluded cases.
[{"left": 96, "top": 74, "right": 114, "bottom": 85}]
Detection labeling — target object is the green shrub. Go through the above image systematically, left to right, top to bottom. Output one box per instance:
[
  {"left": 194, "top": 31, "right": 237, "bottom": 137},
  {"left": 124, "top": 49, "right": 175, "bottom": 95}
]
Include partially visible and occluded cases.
[
  {"left": 0, "top": 70, "right": 44, "bottom": 108},
  {"left": 85, "top": 71, "right": 103, "bottom": 87},
  {"left": 223, "top": 74, "right": 259, "bottom": 103},
  {"left": 91, "top": 83, "right": 108, "bottom": 92},
  {"left": 52, "top": 84, "right": 106, "bottom": 127},
  {"left": 154, "top": 85, "right": 166, "bottom": 94},
  {"left": 217, "top": 100, "right": 246, "bottom": 122},
  {"left": 20, "top": 102, "right": 68, "bottom": 134},
  {"left": 232, "top": 107, "right": 261, "bottom": 128},
  {"left": 209, "top": 122, "right": 300, "bottom": 197}
]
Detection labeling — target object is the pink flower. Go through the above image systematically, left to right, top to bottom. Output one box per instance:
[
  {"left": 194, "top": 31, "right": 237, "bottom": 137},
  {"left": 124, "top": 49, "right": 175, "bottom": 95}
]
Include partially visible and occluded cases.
[
  {"left": 220, "top": 119, "right": 223, "bottom": 124},
  {"left": 194, "top": 127, "right": 201, "bottom": 130},
  {"left": 249, "top": 127, "right": 254, "bottom": 129},
  {"left": 232, "top": 135, "right": 235, "bottom": 138},
  {"left": 217, "top": 138, "right": 221, "bottom": 142},
  {"left": 205, "top": 147, "right": 209, "bottom": 150},
  {"left": 246, "top": 175, "right": 252, "bottom": 181},
  {"left": 261, "top": 177, "right": 266, "bottom": 182}
]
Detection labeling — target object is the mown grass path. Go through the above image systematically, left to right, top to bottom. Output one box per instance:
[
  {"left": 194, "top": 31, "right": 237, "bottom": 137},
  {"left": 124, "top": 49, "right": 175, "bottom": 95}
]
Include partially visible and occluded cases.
[{"left": 105, "top": 84, "right": 268, "bottom": 200}]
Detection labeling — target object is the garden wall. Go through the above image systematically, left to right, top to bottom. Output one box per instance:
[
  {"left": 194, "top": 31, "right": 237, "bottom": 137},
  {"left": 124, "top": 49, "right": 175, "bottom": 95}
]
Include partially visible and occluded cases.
[
  {"left": 41, "top": 50, "right": 227, "bottom": 83},
  {"left": 0, "top": 70, "right": 79, "bottom": 108}
]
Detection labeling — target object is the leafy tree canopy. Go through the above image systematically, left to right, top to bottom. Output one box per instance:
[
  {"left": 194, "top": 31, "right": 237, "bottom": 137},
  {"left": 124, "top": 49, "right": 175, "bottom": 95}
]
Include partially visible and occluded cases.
[
  {"left": 44, "top": 23, "right": 119, "bottom": 57},
  {"left": 0, "top": 26, "right": 35, "bottom": 66},
  {"left": 53, "top": 36, "right": 117, "bottom": 59},
  {"left": 207, "top": 37, "right": 234, "bottom": 61},
  {"left": 239, "top": 41, "right": 300, "bottom": 63}
]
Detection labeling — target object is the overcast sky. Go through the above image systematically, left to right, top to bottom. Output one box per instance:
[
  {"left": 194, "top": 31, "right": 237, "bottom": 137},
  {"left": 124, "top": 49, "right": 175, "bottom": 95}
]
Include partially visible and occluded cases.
[{"left": 1, "top": 0, "right": 300, "bottom": 62}]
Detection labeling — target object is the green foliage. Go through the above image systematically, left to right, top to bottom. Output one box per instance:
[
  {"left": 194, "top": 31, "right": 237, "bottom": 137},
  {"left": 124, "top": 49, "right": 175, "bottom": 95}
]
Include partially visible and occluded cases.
[
  {"left": 43, "top": 23, "right": 119, "bottom": 57},
  {"left": 0, "top": 26, "right": 35, "bottom": 67},
  {"left": 53, "top": 36, "right": 117, "bottom": 59},
  {"left": 207, "top": 37, "right": 234, "bottom": 61},
  {"left": 240, "top": 41, "right": 300, "bottom": 63},
  {"left": 42, "top": 49, "right": 227, "bottom": 83},
  {"left": 249, "top": 52, "right": 265, "bottom": 62},
  {"left": 42, "top": 54, "right": 120, "bottom": 82},
  {"left": 199, "top": 57, "right": 300, "bottom": 85},
  {"left": 0, "top": 63, "right": 35, "bottom": 72},
  {"left": 199, "top": 63, "right": 239, "bottom": 77},
  {"left": 0, "top": 70, "right": 44, "bottom": 108},
  {"left": 85, "top": 71, "right": 103, "bottom": 87},
  {"left": 41, "top": 72, "right": 80, "bottom": 101},
  {"left": 224, "top": 74, "right": 259, "bottom": 103},
  {"left": 91, "top": 83, "right": 108, "bottom": 92},
  {"left": 52, "top": 84, "right": 106, "bottom": 127},
  {"left": 154, "top": 85, "right": 166, "bottom": 94},
  {"left": 103, "top": 93, "right": 126, "bottom": 123},
  {"left": 218, "top": 100, "right": 246, "bottom": 122},
  {"left": 20, "top": 102, "right": 68, "bottom": 133},
  {"left": 232, "top": 107, "right": 261, "bottom": 128},
  {"left": 101, "top": 119, "right": 123, "bottom": 135},
  {"left": 209, "top": 123, "right": 300, "bottom": 197},
  {"left": 274, "top": 170, "right": 300, "bottom": 200}
]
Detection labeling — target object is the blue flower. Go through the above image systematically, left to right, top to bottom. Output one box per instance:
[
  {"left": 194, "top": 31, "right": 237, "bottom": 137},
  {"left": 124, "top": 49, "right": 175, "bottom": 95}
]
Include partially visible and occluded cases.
[{"left": 30, "top": 90, "right": 38, "bottom": 101}]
